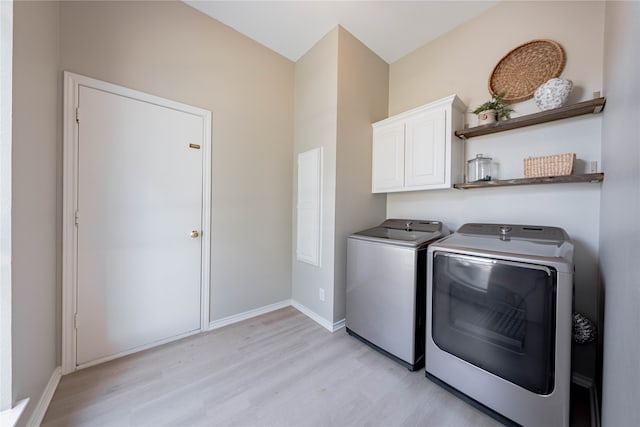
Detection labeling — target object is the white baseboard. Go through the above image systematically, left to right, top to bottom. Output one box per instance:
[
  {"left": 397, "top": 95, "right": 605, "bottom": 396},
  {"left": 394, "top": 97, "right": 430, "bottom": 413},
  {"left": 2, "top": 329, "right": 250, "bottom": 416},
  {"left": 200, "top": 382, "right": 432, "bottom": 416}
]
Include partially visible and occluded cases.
[
  {"left": 207, "top": 299, "right": 345, "bottom": 334},
  {"left": 208, "top": 299, "right": 292, "bottom": 330},
  {"left": 291, "top": 300, "right": 345, "bottom": 333},
  {"left": 333, "top": 318, "right": 346, "bottom": 331},
  {"left": 26, "top": 366, "right": 61, "bottom": 427},
  {"left": 0, "top": 398, "right": 29, "bottom": 427}
]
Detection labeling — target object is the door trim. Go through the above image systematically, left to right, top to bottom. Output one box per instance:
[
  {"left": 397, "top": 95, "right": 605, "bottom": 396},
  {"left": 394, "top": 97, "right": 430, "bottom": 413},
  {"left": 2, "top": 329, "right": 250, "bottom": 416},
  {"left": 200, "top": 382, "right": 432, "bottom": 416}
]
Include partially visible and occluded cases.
[{"left": 61, "top": 71, "right": 212, "bottom": 374}]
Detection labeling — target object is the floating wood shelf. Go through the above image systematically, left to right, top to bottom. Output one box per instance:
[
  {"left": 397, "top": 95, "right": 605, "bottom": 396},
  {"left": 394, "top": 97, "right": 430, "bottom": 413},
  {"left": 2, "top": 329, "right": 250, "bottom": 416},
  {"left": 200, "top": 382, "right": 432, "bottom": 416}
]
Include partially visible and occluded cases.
[
  {"left": 455, "top": 97, "right": 606, "bottom": 139},
  {"left": 453, "top": 173, "right": 604, "bottom": 190}
]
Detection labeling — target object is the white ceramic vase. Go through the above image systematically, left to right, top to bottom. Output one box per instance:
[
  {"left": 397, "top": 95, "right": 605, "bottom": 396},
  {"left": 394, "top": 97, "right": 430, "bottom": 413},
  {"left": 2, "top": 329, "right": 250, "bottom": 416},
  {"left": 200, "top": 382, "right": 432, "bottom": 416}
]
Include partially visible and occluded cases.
[
  {"left": 534, "top": 78, "right": 573, "bottom": 110},
  {"left": 476, "top": 109, "right": 496, "bottom": 126}
]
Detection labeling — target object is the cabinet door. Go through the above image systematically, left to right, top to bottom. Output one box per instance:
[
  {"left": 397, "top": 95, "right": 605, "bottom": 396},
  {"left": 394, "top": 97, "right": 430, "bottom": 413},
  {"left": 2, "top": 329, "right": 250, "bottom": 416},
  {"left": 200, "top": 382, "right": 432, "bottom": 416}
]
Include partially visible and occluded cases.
[
  {"left": 405, "top": 108, "right": 446, "bottom": 187},
  {"left": 372, "top": 121, "right": 405, "bottom": 192}
]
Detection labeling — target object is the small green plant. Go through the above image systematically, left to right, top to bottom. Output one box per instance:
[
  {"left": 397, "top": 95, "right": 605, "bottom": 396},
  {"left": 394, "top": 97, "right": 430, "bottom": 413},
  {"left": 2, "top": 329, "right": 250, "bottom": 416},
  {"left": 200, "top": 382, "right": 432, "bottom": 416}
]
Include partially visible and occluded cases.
[{"left": 472, "top": 92, "right": 514, "bottom": 120}]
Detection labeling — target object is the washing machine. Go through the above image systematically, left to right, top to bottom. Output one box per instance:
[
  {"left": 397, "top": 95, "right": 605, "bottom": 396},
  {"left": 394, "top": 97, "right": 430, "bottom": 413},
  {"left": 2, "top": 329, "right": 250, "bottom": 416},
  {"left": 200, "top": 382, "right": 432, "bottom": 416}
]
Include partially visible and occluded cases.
[
  {"left": 346, "top": 219, "right": 448, "bottom": 371},
  {"left": 426, "top": 223, "right": 574, "bottom": 427}
]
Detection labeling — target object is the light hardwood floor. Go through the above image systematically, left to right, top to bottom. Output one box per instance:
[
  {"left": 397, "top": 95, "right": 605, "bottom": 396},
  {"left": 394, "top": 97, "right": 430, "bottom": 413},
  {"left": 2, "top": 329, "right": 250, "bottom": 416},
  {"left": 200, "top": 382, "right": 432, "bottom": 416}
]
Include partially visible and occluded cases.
[{"left": 42, "top": 307, "right": 502, "bottom": 427}]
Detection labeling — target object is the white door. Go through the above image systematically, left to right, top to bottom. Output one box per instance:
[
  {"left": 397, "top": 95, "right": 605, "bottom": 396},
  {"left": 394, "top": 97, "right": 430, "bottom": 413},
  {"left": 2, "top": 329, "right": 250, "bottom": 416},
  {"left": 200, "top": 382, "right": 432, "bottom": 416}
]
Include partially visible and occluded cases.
[
  {"left": 76, "top": 85, "right": 203, "bottom": 366},
  {"left": 404, "top": 108, "right": 446, "bottom": 187},
  {"left": 372, "top": 121, "right": 405, "bottom": 192}
]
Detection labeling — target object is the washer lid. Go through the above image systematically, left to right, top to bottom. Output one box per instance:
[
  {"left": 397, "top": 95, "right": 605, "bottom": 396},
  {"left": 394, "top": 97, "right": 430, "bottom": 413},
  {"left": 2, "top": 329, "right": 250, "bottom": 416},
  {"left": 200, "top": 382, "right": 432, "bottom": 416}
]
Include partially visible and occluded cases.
[{"left": 350, "top": 219, "right": 447, "bottom": 247}]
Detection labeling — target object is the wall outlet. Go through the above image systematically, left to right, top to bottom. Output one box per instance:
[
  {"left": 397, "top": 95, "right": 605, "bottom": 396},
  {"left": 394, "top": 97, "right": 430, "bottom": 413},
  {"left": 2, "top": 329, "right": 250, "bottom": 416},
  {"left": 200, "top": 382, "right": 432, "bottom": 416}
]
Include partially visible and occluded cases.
[{"left": 319, "top": 288, "right": 325, "bottom": 302}]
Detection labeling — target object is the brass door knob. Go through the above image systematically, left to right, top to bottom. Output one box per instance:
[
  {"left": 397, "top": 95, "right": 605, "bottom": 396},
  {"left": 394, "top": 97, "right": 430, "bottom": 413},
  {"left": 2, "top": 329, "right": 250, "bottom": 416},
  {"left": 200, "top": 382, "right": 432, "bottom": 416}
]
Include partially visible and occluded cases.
[{"left": 190, "top": 230, "right": 200, "bottom": 238}]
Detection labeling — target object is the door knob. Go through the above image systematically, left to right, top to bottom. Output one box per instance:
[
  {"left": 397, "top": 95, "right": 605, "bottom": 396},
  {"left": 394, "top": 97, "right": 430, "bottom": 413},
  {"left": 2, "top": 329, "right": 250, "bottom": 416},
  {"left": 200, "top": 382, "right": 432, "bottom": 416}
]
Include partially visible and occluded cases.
[{"left": 190, "top": 230, "right": 200, "bottom": 238}]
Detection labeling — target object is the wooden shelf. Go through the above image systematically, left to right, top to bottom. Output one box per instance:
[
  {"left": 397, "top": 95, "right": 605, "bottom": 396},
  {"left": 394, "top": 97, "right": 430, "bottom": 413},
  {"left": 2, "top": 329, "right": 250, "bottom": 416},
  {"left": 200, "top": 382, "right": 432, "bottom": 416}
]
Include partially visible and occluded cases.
[
  {"left": 455, "top": 97, "right": 606, "bottom": 139},
  {"left": 453, "top": 173, "right": 604, "bottom": 190}
]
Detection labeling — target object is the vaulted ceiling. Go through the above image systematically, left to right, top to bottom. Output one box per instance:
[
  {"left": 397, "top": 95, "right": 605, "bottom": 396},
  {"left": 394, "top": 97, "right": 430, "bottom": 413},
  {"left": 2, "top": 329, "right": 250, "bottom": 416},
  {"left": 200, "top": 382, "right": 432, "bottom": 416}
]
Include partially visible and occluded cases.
[{"left": 184, "top": 1, "right": 499, "bottom": 63}]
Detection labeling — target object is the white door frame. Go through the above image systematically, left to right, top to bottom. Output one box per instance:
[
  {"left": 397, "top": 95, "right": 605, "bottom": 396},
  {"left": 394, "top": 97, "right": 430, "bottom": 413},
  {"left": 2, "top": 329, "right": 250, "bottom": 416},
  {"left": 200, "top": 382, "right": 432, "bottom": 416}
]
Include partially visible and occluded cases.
[{"left": 61, "top": 71, "right": 212, "bottom": 374}]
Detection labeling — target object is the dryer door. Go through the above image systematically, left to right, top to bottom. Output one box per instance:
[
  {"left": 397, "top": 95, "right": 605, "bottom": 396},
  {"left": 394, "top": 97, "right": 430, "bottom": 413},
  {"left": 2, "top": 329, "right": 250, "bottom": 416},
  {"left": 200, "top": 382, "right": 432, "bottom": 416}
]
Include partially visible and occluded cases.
[{"left": 431, "top": 252, "right": 557, "bottom": 395}]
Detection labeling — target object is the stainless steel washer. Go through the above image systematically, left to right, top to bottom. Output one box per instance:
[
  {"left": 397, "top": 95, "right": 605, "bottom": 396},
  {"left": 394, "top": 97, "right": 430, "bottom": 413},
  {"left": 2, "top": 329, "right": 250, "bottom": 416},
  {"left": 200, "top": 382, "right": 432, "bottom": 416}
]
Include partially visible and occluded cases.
[{"left": 346, "top": 219, "right": 448, "bottom": 370}]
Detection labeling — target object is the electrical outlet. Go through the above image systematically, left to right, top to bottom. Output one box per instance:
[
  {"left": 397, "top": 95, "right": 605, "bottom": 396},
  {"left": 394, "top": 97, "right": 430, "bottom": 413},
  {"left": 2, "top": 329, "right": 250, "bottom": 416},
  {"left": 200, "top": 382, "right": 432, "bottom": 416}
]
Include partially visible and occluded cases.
[{"left": 319, "top": 288, "right": 325, "bottom": 301}]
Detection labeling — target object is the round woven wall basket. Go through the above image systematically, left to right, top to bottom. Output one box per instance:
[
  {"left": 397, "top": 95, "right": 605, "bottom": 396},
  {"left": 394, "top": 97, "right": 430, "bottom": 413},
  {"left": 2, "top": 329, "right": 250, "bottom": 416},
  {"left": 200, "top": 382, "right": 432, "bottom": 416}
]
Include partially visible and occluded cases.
[{"left": 489, "top": 39, "right": 566, "bottom": 104}]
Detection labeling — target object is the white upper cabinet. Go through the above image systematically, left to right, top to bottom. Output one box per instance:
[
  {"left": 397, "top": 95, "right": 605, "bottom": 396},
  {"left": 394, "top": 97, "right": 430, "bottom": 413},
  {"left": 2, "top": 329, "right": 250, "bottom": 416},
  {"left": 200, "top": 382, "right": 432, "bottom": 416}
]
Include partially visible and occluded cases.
[
  {"left": 372, "top": 95, "right": 466, "bottom": 193},
  {"left": 404, "top": 108, "right": 446, "bottom": 188},
  {"left": 372, "top": 121, "right": 405, "bottom": 192}
]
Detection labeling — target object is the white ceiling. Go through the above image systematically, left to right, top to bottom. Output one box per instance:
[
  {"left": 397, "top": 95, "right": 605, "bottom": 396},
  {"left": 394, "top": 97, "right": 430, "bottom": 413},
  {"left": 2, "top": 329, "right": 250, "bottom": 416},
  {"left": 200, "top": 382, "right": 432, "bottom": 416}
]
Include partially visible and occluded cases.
[{"left": 185, "top": 1, "right": 499, "bottom": 63}]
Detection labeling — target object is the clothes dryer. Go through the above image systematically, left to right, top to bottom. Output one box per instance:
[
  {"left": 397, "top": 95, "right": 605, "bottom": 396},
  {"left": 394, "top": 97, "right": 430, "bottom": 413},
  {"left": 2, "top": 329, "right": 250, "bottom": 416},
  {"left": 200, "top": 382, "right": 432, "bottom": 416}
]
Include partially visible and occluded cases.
[{"left": 426, "top": 223, "right": 574, "bottom": 427}]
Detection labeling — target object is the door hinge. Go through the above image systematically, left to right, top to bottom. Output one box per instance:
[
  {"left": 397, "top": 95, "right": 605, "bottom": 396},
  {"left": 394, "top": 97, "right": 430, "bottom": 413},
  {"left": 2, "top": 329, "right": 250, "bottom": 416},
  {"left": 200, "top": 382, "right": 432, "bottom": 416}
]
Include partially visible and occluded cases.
[
  {"left": 75, "top": 107, "right": 80, "bottom": 123},
  {"left": 74, "top": 210, "right": 79, "bottom": 226},
  {"left": 74, "top": 313, "right": 79, "bottom": 330}
]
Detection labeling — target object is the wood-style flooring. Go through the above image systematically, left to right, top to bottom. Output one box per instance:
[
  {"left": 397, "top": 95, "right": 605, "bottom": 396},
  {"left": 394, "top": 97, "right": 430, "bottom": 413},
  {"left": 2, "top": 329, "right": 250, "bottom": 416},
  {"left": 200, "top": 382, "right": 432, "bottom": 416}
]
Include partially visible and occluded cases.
[{"left": 41, "top": 307, "right": 504, "bottom": 427}]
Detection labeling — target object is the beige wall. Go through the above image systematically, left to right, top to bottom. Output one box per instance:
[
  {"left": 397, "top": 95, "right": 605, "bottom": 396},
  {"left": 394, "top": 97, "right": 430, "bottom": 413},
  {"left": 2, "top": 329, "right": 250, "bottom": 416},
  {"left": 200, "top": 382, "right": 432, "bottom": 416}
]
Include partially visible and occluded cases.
[
  {"left": 11, "top": 0, "right": 294, "bottom": 419},
  {"left": 60, "top": 0, "right": 295, "bottom": 321},
  {"left": 11, "top": 1, "right": 60, "bottom": 424},
  {"left": 14, "top": 1, "right": 636, "bottom": 422},
  {"left": 387, "top": 1, "right": 605, "bottom": 379},
  {"left": 390, "top": 1, "right": 604, "bottom": 117},
  {"left": 600, "top": 2, "right": 640, "bottom": 425},
  {"left": 292, "top": 26, "right": 388, "bottom": 325},
  {"left": 334, "top": 27, "right": 388, "bottom": 322},
  {"left": 292, "top": 28, "right": 339, "bottom": 322}
]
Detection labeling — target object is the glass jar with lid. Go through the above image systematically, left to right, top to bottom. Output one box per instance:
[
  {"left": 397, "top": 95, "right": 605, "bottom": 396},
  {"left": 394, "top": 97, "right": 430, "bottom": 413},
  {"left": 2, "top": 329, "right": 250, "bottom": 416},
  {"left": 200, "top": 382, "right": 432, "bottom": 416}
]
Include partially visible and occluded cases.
[{"left": 467, "top": 154, "right": 493, "bottom": 182}]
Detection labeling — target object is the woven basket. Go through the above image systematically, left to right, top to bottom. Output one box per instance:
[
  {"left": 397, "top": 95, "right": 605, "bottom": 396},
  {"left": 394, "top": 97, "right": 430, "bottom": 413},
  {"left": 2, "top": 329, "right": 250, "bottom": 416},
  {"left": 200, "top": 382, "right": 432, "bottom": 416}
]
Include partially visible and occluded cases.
[
  {"left": 490, "top": 40, "right": 566, "bottom": 104},
  {"left": 523, "top": 153, "right": 575, "bottom": 178}
]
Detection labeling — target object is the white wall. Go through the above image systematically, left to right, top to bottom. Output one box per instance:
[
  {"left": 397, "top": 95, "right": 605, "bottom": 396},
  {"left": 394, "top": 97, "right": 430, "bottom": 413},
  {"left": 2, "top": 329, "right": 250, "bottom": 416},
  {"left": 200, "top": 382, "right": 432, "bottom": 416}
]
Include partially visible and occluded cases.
[
  {"left": 59, "top": 0, "right": 295, "bottom": 322},
  {"left": 387, "top": 0, "right": 605, "bottom": 378},
  {"left": 11, "top": 1, "right": 60, "bottom": 423},
  {"left": 600, "top": 2, "right": 640, "bottom": 426}
]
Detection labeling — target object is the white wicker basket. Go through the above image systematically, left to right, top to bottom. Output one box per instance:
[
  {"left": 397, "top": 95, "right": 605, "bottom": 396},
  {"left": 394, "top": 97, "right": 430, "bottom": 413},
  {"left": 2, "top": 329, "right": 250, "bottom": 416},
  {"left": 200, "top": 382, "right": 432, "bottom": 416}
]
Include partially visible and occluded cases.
[{"left": 523, "top": 153, "right": 575, "bottom": 178}]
